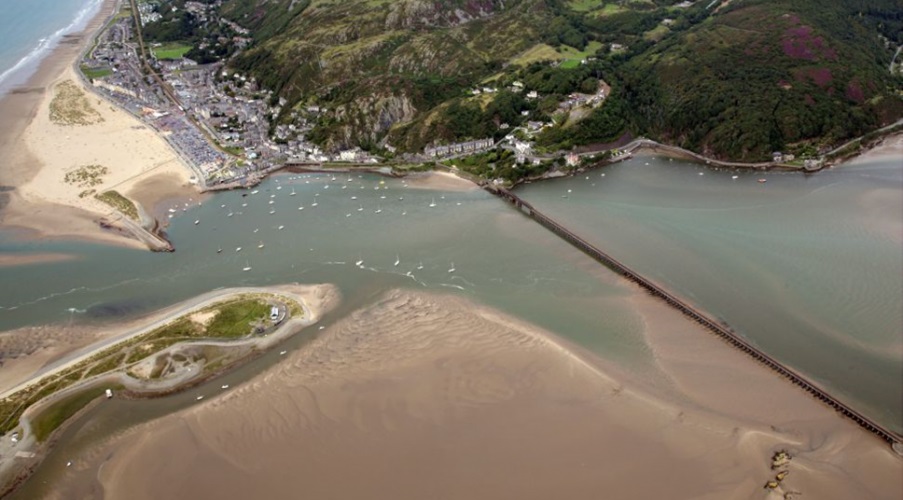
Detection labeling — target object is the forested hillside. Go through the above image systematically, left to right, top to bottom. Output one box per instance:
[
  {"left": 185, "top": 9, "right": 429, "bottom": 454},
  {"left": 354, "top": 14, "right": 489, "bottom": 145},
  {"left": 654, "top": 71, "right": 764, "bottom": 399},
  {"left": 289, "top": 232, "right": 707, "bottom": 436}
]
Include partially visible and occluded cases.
[{"left": 209, "top": 0, "right": 902, "bottom": 160}]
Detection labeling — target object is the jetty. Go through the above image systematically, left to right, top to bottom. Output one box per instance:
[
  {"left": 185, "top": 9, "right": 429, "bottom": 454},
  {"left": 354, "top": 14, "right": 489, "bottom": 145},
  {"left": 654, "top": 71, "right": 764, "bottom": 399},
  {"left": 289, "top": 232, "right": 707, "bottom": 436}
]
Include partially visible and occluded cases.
[{"left": 487, "top": 185, "right": 902, "bottom": 451}]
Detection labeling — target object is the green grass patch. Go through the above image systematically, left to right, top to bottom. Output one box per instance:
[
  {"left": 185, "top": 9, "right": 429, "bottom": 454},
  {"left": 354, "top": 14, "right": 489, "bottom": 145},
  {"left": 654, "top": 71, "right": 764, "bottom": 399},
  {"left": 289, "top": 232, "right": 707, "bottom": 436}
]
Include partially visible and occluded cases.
[
  {"left": 567, "top": 0, "right": 605, "bottom": 12},
  {"left": 592, "top": 3, "right": 627, "bottom": 17},
  {"left": 644, "top": 24, "right": 671, "bottom": 42},
  {"left": 514, "top": 41, "right": 602, "bottom": 67},
  {"left": 152, "top": 43, "right": 192, "bottom": 60},
  {"left": 511, "top": 44, "right": 565, "bottom": 65},
  {"left": 560, "top": 59, "right": 582, "bottom": 69},
  {"left": 80, "top": 65, "right": 113, "bottom": 80},
  {"left": 95, "top": 190, "right": 139, "bottom": 220},
  {"left": 0, "top": 295, "right": 290, "bottom": 435},
  {"left": 206, "top": 299, "right": 270, "bottom": 338},
  {"left": 84, "top": 352, "right": 128, "bottom": 378},
  {"left": 30, "top": 386, "right": 111, "bottom": 442}
]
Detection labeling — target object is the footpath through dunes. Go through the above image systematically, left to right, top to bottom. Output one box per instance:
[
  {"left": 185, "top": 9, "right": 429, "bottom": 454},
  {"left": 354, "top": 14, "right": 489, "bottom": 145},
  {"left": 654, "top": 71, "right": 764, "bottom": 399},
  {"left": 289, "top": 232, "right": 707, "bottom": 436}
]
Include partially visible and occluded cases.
[{"left": 41, "top": 290, "right": 902, "bottom": 500}]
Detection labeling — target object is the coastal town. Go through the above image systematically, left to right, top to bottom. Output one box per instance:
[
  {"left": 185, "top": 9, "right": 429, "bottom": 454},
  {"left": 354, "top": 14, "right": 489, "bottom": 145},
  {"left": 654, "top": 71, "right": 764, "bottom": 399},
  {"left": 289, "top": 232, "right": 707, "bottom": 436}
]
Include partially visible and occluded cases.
[
  {"left": 1, "top": 0, "right": 903, "bottom": 497},
  {"left": 73, "top": 0, "right": 857, "bottom": 193},
  {"left": 75, "top": 0, "right": 634, "bottom": 190}
]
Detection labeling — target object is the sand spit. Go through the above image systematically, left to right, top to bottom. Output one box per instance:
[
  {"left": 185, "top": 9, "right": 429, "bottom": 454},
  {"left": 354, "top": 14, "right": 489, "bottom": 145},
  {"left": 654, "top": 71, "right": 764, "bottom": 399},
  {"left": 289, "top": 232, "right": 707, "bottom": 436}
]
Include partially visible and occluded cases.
[
  {"left": 0, "top": 0, "right": 197, "bottom": 247},
  {"left": 5, "top": 68, "right": 193, "bottom": 244},
  {"left": 0, "top": 283, "right": 338, "bottom": 399},
  {"left": 33, "top": 289, "right": 901, "bottom": 500}
]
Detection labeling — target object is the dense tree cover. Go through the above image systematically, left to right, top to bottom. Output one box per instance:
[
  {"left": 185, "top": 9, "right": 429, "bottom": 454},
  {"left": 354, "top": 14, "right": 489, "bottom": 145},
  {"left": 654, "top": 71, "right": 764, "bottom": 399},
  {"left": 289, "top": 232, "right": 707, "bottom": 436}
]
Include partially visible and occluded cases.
[
  {"left": 142, "top": 0, "right": 244, "bottom": 63},
  {"left": 214, "top": 0, "right": 902, "bottom": 160},
  {"left": 536, "top": 0, "right": 903, "bottom": 160},
  {"left": 142, "top": 9, "right": 198, "bottom": 43},
  {"left": 519, "top": 62, "right": 600, "bottom": 95},
  {"left": 428, "top": 90, "right": 533, "bottom": 141},
  {"left": 538, "top": 91, "right": 630, "bottom": 148},
  {"left": 453, "top": 149, "right": 556, "bottom": 183}
]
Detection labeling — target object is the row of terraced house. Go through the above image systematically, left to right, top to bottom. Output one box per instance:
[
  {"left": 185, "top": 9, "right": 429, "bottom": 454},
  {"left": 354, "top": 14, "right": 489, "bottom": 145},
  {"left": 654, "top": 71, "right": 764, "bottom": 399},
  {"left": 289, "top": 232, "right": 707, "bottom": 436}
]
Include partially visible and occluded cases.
[{"left": 424, "top": 138, "right": 495, "bottom": 159}]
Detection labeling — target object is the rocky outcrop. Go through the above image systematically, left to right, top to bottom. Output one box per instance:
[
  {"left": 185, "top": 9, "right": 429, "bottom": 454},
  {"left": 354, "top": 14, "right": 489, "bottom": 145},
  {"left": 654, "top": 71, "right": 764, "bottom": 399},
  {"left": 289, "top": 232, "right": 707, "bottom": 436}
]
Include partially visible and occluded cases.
[
  {"left": 385, "top": 0, "right": 509, "bottom": 29},
  {"left": 330, "top": 93, "right": 418, "bottom": 150}
]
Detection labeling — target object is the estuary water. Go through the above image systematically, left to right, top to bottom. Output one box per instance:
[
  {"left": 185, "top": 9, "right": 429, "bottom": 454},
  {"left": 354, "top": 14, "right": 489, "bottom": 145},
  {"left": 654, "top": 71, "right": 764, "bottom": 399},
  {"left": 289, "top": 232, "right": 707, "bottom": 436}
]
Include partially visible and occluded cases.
[
  {"left": 0, "top": 153, "right": 900, "bottom": 437},
  {"left": 516, "top": 153, "right": 903, "bottom": 432}
]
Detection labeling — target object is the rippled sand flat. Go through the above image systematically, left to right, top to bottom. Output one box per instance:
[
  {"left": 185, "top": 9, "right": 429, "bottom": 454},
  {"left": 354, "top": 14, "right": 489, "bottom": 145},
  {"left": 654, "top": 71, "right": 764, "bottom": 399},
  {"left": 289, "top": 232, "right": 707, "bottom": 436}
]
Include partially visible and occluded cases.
[{"left": 36, "top": 290, "right": 901, "bottom": 500}]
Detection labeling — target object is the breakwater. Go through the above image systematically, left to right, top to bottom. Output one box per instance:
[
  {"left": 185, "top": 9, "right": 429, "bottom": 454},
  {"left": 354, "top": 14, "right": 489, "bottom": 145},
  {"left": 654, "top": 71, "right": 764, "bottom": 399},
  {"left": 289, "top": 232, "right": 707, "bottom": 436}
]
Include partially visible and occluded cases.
[{"left": 488, "top": 185, "right": 902, "bottom": 451}]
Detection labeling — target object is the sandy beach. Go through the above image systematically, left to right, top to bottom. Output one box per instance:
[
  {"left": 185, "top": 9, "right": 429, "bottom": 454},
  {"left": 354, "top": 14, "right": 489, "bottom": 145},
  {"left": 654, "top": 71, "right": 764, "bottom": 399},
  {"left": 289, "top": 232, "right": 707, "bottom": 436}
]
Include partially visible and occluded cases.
[
  {"left": 0, "top": 0, "right": 197, "bottom": 248},
  {"left": 846, "top": 132, "right": 903, "bottom": 165},
  {"left": 404, "top": 170, "right": 479, "bottom": 191},
  {"left": 28, "top": 288, "right": 900, "bottom": 500}
]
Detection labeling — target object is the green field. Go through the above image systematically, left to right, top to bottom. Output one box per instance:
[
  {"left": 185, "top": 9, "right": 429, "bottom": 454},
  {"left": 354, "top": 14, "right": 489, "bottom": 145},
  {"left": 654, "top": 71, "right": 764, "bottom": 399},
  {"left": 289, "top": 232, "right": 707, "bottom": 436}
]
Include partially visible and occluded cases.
[
  {"left": 567, "top": 0, "right": 605, "bottom": 12},
  {"left": 512, "top": 41, "right": 603, "bottom": 68},
  {"left": 559, "top": 41, "right": 604, "bottom": 68},
  {"left": 152, "top": 43, "right": 192, "bottom": 60},
  {"left": 80, "top": 65, "right": 113, "bottom": 80},
  {"left": 206, "top": 299, "right": 272, "bottom": 338},
  {"left": 31, "top": 386, "right": 111, "bottom": 442}
]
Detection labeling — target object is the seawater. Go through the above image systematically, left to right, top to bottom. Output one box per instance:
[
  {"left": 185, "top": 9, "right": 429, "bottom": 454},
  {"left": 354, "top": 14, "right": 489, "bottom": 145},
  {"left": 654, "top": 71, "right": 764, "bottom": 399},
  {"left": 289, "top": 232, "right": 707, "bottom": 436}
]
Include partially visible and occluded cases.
[
  {"left": 0, "top": 0, "right": 103, "bottom": 95},
  {"left": 516, "top": 154, "right": 903, "bottom": 433},
  {"left": 0, "top": 156, "right": 900, "bottom": 438}
]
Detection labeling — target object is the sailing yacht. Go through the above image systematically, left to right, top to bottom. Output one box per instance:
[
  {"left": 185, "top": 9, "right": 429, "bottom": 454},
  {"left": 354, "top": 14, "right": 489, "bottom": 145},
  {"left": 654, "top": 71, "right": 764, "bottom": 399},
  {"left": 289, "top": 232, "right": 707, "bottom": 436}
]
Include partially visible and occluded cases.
[
  {"left": 429, "top": 198, "right": 437, "bottom": 208},
  {"left": 394, "top": 255, "right": 400, "bottom": 266},
  {"left": 242, "top": 260, "right": 252, "bottom": 272},
  {"left": 448, "top": 262, "right": 456, "bottom": 273}
]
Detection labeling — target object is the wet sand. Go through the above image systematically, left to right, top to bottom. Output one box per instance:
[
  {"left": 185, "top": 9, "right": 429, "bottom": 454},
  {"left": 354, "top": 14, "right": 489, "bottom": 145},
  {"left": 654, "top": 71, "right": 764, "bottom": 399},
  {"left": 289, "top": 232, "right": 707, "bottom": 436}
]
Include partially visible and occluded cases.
[
  {"left": 846, "top": 133, "right": 903, "bottom": 165},
  {"left": 404, "top": 171, "right": 479, "bottom": 191},
  {"left": 0, "top": 252, "right": 76, "bottom": 268},
  {"left": 40, "top": 289, "right": 902, "bottom": 500}
]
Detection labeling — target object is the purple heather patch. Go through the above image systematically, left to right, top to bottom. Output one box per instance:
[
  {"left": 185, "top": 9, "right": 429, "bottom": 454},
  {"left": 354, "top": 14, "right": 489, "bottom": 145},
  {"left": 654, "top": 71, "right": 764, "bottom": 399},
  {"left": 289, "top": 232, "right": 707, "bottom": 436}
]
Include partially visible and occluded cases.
[
  {"left": 782, "top": 25, "right": 837, "bottom": 61},
  {"left": 846, "top": 81, "right": 865, "bottom": 103}
]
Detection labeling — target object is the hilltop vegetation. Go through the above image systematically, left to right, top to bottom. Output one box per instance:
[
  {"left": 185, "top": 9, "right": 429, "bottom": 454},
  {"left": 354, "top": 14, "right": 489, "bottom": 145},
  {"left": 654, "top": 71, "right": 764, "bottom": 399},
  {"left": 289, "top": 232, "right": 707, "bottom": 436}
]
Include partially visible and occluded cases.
[
  {"left": 201, "top": 0, "right": 902, "bottom": 160},
  {"left": 606, "top": 0, "right": 903, "bottom": 159}
]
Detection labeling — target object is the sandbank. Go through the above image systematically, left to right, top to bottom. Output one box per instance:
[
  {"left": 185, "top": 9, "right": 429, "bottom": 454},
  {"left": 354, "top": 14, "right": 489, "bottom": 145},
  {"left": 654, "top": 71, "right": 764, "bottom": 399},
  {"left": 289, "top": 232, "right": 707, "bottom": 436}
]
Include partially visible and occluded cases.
[
  {"left": 0, "top": 0, "right": 197, "bottom": 247},
  {"left": 846, "top": 132, "right": 903, "bottom": 165},
  {"left": 403, "top": 170, "right": 479, "bottom": 191},
  {"left": 0, "top": 252, "right": 76, "bottom": 268},
  {"left": 33, "top": 289, "right": 902, "bottom": 500}
]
